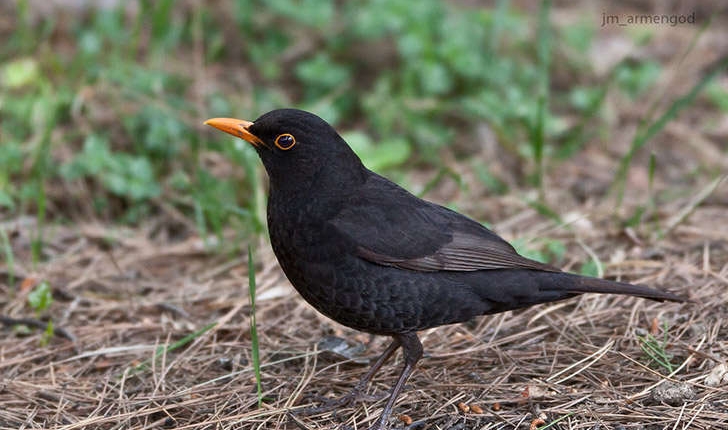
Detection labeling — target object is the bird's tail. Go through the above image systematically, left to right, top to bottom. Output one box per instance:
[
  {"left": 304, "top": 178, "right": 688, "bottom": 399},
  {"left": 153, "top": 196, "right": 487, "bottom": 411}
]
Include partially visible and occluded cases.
[{"left": 555, "top": 273, "right": 685, "bottom": 303}]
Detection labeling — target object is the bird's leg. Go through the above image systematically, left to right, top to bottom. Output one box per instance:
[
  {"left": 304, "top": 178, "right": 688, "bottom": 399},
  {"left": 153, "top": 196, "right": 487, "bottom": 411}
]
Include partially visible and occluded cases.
[
  {"left": 369, "top": 332, "right": 423, "bottom": 430},
  {"left": 299, "top": 337, "right": 401, "bottom": 415},
  {"left": 350, "top": 337, "right": 402, "bottom": 396}
]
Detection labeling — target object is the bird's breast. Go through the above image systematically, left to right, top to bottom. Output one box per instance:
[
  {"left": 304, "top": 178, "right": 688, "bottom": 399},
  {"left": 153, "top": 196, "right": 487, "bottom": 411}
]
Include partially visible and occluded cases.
[
  {"left": 267, "top": 192, "right": 350, "bottom": 287},
  {"left": 266, "top": 193, "right": 403, "bottom": 332}
]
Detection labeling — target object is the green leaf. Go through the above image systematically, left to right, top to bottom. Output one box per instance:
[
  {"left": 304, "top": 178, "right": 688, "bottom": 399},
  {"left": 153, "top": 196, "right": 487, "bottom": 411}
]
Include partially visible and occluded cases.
[
  {"left": 561, "top": 22, "right": 593, "bottom": 53},
  {"left": 295, "top": 54, "right": 351, "bottom": 95},
  {"left": 0, "top": 57, "right": 39, "bottom": 89},
  {"left": 615, "top": 61, "right": 662, "bottom": 98},
  {"left": 419, "top": 62, "right": 452, "bottom": 95},
  {"left": 706, "top": 81, "right": 728, "bottom": 112},
  {"left": 344, "top": 132, "right": 411, "bottom": 172},
  {"left": 60, "top": 134, "right": 161, "bottom": 202},
  {"left": 0, "top": 191, "right": 15, "bottom": 209},
  {"left": 0, "top": 228, "right": 14, "bottom": 287},
  {"left": 511, "top": 238, "right": 549, "bottom": 264},
  {"left": 545, "top": 239, "right": 566, "bottom": 263},
  {"left": 579, "top": 259, "right": 600, "bottom": 277},
  {"left": 28, "top": 281, "right": 53, "bottom": 313}
]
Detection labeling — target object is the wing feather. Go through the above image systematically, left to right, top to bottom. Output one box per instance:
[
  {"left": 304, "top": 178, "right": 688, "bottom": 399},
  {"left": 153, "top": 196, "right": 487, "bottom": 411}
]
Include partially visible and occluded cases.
[{"left": 330, "top": 173, "right": 561, "bottom": 274}]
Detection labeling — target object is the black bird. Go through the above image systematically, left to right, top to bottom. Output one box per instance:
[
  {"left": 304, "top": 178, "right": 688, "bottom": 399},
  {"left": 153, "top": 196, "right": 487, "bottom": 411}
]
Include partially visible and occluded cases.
[{"left": 205, "top": 109, "right": 684, "bottom": 430}]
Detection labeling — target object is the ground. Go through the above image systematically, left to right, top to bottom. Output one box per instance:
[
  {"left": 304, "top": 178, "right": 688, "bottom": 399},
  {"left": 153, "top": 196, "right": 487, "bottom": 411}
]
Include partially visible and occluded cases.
[{"left": 3, "top": 184, "right": 727, "bottom": 429}]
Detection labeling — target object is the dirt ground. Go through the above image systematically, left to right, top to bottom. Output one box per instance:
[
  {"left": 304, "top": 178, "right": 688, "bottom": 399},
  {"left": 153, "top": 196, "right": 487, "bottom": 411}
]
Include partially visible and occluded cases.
[{"left": 2, "top": 2, "right": 728, "bottom": 430}]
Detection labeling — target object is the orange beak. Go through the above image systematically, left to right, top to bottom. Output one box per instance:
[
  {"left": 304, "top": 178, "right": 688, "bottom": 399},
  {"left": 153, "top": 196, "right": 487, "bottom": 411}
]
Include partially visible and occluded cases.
[{"left": 204, "top": 118, "right": 265, "bottom": 147}]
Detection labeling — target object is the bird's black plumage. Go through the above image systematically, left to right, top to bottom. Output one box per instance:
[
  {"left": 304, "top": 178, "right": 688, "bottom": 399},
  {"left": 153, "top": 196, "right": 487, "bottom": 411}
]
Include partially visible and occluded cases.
[{"left": 205, "top": 109, "right": 684, "bottom": 430}]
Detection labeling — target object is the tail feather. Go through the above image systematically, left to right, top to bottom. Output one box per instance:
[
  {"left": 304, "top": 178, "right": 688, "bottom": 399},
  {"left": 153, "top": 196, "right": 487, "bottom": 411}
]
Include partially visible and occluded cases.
[{"left": 561, "top": 274, "right": 685, "bottom": 303}]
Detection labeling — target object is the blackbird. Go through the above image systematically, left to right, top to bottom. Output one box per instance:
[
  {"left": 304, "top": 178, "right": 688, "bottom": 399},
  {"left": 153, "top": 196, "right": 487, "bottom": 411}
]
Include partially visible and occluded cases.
[{"left": 205, "top": 109, "right": 684, "bottom": 430}]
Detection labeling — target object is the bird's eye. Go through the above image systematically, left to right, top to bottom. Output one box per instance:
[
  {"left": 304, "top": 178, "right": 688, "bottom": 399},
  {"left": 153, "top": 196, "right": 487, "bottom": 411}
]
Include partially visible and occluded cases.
[{"left": 274, "top": 133, "right": 296, "bottom": 150}]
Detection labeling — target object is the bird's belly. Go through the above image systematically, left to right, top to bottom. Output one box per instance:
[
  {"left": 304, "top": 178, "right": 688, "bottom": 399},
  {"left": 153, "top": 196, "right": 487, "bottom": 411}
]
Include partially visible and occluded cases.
[{"left": 270, "top": 234, "right": 488, "bottom": 334}]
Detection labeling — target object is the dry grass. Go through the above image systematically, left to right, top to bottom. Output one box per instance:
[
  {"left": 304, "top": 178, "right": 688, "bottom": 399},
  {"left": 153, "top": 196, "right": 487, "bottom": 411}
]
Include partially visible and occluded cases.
[{"left": 2, "top": 192, "right": 727, "bottom": 429}]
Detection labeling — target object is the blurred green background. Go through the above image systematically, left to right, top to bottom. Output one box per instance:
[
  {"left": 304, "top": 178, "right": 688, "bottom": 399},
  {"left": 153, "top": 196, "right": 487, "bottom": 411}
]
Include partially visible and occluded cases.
[{"left": 1, "top": 0, "right": 726, "bottom": 261}]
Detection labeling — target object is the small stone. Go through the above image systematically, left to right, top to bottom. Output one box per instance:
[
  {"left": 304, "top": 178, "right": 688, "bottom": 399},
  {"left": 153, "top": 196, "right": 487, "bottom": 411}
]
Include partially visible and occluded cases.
[
  {"left": 217, "top": 357, "right": 233, "bottom": 371},
  {"left": 704, "top": 363, "right": 728, "bottom": 387},
  {"left": 651, "top": 381, "right": 695, "bottom": 406}
]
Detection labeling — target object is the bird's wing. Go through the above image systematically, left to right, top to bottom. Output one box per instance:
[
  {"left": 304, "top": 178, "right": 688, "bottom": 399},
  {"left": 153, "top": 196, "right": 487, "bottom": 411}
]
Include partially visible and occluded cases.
[{"left": 329, "top": 174, "right": 560, "bottom": 273}]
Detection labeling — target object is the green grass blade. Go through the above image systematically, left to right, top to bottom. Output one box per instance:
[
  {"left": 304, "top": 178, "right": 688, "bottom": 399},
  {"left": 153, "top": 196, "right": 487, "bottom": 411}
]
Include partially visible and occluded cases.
[
  {"left": 531, "top": 0, "right": 552, "bottom": 202},
  {"left": 532, "top": 95, "right": 546, "bottom": 201},
  {"left": 646, "top": 151, "right": 656, "bottom": 224},
  {"left": 647, "top": 152, "right": 656, "bottom": 198},
  {"left": 31, "top": 180, "right": 46, "bottom": 265},
  {"left": 0, "top": 228, "right": 14, "bottom": 288},
  {"left": 248, "top": 244, "right": 263, "bottom": 407},
  {"left": 126, "top": 322, "right": 217, "bottom": 376},
  {"left": 163, "top": 322, "right": 217, "bottom": 353}
]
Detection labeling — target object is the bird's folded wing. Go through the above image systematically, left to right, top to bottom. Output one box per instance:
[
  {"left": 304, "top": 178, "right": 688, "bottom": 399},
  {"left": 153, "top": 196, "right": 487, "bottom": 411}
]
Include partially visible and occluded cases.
[
  {"left": 329, "top": 175, "right": 560, "bottom": 273},
  {"left": 355, "top": 230, "right": 560, "bottom": 272}
]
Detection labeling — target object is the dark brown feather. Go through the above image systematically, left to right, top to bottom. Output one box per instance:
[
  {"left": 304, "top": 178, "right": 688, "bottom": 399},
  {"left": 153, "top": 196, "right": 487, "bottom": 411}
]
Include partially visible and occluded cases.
[{"left": 357, "top": 231, "right": 561, "bottom": 273}]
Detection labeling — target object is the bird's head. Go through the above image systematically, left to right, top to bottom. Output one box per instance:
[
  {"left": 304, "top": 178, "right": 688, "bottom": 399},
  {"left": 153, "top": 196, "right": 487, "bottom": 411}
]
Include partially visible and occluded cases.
[{"left": 205, "top": 109, "right": 365, "bottom": 191}]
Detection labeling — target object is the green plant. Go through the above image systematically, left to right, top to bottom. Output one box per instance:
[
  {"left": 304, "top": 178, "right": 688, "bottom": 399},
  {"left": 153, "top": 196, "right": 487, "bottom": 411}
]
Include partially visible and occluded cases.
[
  {"left": 1, "top": 0, "right": 718, "bottom": 252},
  {"left": 530, "top": 0, "right": 553, "bottom": 201},
  {"left": 0, "top": 2, "right": 260, "bottom": 238},
  {"left": 614, "top": 60, "right": 662, "bottom": 99},
  {"left": 705, "top": 80, "right": 728, "bottom": 112},
  {"left": 343, "top": 131, "right": 411, "bottom": 173},
  {"left": 61, "top": 134, "right": 162, "bottom": 201},
  {"left": 0, "top": 229, "right": 14, "bottom": 288},
  {"left": 511, "top": 237, "right": 566, "bottom": 266},
  {"left": 248, "top": 244, "right": 263, "bottom": 407},
  {"left": 579, "top": 258, "right": 601, "bottom": 278},
  {"left": 27, "top": 281, "right": 54, "bottom": 345},
  {"left": 28, "top": 281, "right": 52, "bottom": 312},
  {"left": 127, "top": 322, "right": 217, "bottom": 377},
  {"left": 638, "top": 322, "right": 675, "bottom": 374}
]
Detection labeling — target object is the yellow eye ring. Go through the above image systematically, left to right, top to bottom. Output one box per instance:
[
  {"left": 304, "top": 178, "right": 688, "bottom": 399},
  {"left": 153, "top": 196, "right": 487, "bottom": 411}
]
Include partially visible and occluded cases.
[{"left": 275, "top": 133, "right": 296, "bottom": 150}]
